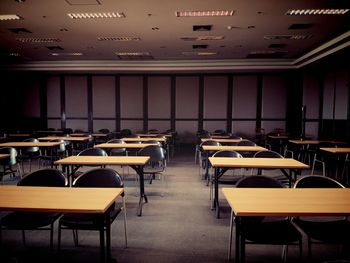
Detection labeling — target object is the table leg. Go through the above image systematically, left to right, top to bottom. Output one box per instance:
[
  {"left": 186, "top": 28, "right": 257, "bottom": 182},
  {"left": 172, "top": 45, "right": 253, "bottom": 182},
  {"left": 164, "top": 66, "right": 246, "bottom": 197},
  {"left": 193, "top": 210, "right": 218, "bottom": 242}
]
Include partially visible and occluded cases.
[
  {"left": 130, "top": 165, "right": 148, "bottom": 216},
  {"left": 228, "top": 210, "right": 234, "bottom": 261}
]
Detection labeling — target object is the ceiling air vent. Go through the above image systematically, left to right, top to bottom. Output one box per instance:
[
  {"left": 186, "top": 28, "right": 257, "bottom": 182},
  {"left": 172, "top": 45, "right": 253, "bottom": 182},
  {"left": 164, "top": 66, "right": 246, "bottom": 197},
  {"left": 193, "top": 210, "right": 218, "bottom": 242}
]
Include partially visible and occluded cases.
[
  {"left": 288, "top": 23, "right": 314, "bottom": 30},
  {"left": 193, "top": 25, "right": 212, "bottom": 31},
  {"left": 8, "top": 28, "right": 32, "bottom": 34},
  {"left": 268, "top": 43, "right": 287, "bottom": 48},
  {"left": 193, "top": 44, "right": 208, "bottom": 49},
  {"left": 46, "top": 46, "right": 64, "bottom": 51}
]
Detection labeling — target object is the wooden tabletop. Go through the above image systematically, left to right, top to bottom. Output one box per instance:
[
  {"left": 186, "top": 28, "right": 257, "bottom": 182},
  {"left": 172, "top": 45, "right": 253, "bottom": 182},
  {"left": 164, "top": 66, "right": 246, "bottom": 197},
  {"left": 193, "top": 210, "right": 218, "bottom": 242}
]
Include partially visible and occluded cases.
[
  {"left": 136, "top": 133, "right": 171, "bottom": 138},
  {"left": 268, "top": 135, "right": 289, "bottom": 139},
  {"left": 39, "top": 136, "right": 91, "bottom": 142},
  {"left": 122, "top": 137, "right": 166, "bottom": 142},
  {"left": 201, "top": 138, "right": 243, "bottom": 143},
  {"left": 289, "top": 140, "right": 347, "bottom": 145},
  {"left": 0, "top": 141, "right": 63, "bottom": 147},
  {"left": 95, "top": 143, "right": 158, "bottom": 149},
  {"left": 202, "top": 145, "right": 267, "bottom": 152},
  {"left": 320, "top": 147, "right": 350, "bottom": 154},
  {"left": 0, "top": 154, "right": 10, "bottom": 159},
  {"left": 55, "top": 155, "right": 150, "bottom": 166},
  {"left": 209, "top": 157, "right": 309, "bottom": 169},
  {"left": 0, "top": 185, "right": 123, "bottom": 214},
  {"left": 222, "top": 188, "right": 350, "bottom": 217}
]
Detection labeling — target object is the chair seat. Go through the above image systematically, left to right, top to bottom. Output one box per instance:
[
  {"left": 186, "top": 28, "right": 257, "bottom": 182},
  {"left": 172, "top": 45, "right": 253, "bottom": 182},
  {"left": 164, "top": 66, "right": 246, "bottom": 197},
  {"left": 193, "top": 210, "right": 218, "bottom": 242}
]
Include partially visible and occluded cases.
[
  {"left": 59, "top": 205, "right": 122, "bottom": 230},
  {"left": 1, "top": 211, "right": 61, "bottom": 229},
  {"left": 294, "top": 218, "right": 350, "bottom": 243},
  {"left": 243, "top": 219, "right": 302, "bottom": 244}
]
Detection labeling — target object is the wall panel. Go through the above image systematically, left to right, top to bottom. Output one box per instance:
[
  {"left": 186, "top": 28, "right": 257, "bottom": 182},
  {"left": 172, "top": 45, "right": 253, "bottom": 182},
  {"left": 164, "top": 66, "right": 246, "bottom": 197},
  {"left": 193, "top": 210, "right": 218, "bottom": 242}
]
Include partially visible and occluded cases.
[
  {"left": 303, "top": 74, "right": 320, "bottom": 119},
  {"left": 65, "top": 76, "right": 88, "bottom": 118},
  {"left": 92, "top": 76, "right": 115, "bottom": 118},
  {"left": 120, "top": 76, "right": 143, "bottom": 118},
  {"left": 148, "top": 76, "right": 171, "bottom": 118},
  {"left": 176, "top": 76, "right": 199, "bottom": 119},
  {"left": 203, "top": 76, "right": 227, "bottom": 119},
  {"left": 233, "top": 76, "right": 257, "bottom": 118},
  {"left": 262, "top": 76, "right": 286, "bottom": 118},
  {"left": 47, "top": 77, "right": 61, "bottom": 118},
  {"left": 176, "top": 121, "right": 197, "bottom": 144}
]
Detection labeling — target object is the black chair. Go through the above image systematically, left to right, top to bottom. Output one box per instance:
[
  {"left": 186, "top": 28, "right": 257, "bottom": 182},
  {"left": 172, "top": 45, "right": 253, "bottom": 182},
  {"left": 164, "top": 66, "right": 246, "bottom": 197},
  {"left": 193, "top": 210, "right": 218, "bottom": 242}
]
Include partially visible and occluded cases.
[
  {"left": 148, "top": 129, "right": 159, "bottom": 134},
  {"left": 18, "top": 138, "right": 42, "bottom": 173},
  {"left": 40, "top": 139, "right": 68, "bottom": 167},
  {"left": 106, "top": 139, "right": 127, "bottom": 156},
  {"left": 198, "top": 140, "right": 221, "bottom": 180},
  {"left": 237, "top": 140, "right": 256, "bottom": 157},
  {"left": 310, "top": 142, "right": 338, "bottom": 176},
  {"left": 138, "top": 145, "right": 166, "bottom": 184},
  {"left": 0, "top": 147, "right": 22, "bottom": 183},
  {"left": 73, "top": 147, "right": 108, "bottom": 177},
  {"left": 210, "top": 150, "right": 243, "bottom": 203},
  {"left": 0, "top": 168, "right": 67, "bottom": 253},
  {"left": 57, "top": 168, "right": 127, "bottom": 255},
  {"left": 235, "top": 175, "right": 303, "bottom": 262},
  {"left": 293, "top": 175, "right": 350, "bottom": 260}
]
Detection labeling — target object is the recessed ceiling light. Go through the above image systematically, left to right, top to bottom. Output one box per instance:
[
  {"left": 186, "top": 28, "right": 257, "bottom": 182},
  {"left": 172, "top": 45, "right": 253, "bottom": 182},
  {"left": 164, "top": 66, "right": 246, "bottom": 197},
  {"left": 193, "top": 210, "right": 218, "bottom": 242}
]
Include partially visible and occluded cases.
[
  {"left": 285, "top": 9, "right": 349, "bottom": 15},
  {"left": 175, "top": 10, "right": 234, "bottom": 17},
  {"left": 67, "top": 12, "right": 125, "bottom": 19},
  {"left": 0, "top": 14, "right": 21, "bottom": 21},
  {"left": 264, "top": 35, "right": 312, "bottom": 40},
  {"left": 180, "top": 36, "right": 224, "bottom": 41},
  {"left": 97, "top": 37, "right": 141, "bottom": 41},
  {"left": 16, "top": 38, "right": 61, "bottom": 43},
  {"left": 181, "top": 51, "right": 217, "bottom": 56},
  {"left": 50, "top": 52, "right": 83, "bottom": 56},
  {"left": 115, "top": 52, "right": 150, "bottom": 56}
]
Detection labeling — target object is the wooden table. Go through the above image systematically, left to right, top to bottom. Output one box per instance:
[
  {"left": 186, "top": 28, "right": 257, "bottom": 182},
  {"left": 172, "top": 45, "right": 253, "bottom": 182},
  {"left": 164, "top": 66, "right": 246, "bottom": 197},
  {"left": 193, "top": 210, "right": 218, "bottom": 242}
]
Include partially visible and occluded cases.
[
  {"left": 38, "top": 136, "right": 91, "bottom": 142},
  {"left": 121, "top": 137, "right": 166, "bottom": 142},
  {"left": 201, "top": 138, "right": 243, "bottom": 144},
  {"left": 0, "top": 141, "right": 64, "bottom": 167},
  {"left": 95, "top": 143, "right": 158, "bottom": 150},
  {"left": 201, "top": 145, "right": 268, "bottom": 183},
  {"left": 320, "top": 147, "right": 350, "bottom": 184},
  {"left": 0, "top": 154, "right": 10, "bottom": 159},
  {"left": 55, "top": 156, "right": 150, "bottom": 216},
  {"left": 209, "top": 157, "right": 309, "bottom": 218},
  {"left": 0, "top": 185, "right": 123, "bottom": 262},
  {"left": 222, "top": 187, "right": 350, "bottom": 262}
]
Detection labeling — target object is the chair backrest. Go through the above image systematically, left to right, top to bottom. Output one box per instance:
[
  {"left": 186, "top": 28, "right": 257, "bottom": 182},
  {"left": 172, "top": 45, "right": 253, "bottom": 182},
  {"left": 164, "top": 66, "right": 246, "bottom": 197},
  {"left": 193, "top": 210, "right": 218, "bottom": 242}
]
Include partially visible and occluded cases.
[
  {"left": 98, "top": 129, "right": 110, "bottom": 134},
  {"left": 120, "top": 129, "right": 132, "bottom": 137},
  {"left": 148, "top": 129, "right": 159, "bottom": 134},
  {"left": 214, "top": 129, "right": 226, "bottom": 135},
  {"left": 127, "top": 134, "right": 140, "bottom": 138},
  {"left": 230, "top": 135, "right": 243, "bottom": 140},
  {"left": 23, "top": 138, "right": 40, "bottom": 152},
  {"left": 49, "top": 139, "right": 66, "bottom": 152},
  {"left": 107, "top": 139, "right": 125, "bottom": 144},
  {"left": 107, "top": 139, "right": 126, "bottom": 155},
  {"left": 142, "top": 140, "right": 162, "bottom": 146},
  {"left": 200, "top": 140, "right": 221, "bottom": 147},
  {"left": 237, "top": 140, "right": 256, "bottom": 146},
  {"left": 138, "top": 145, "right": 166, "bottom": 163},
  {"left": 0, "top": 147, "right": 18, "bottom": 165},
  {"left": 77, "top": 147, "right": 108, "bottom": 156},
  {"left": 212, "top": 150, "right": 242, "bottom": 158},
  {"left": 253, "top": 150, "right": 283, "bottom": 158},
  {"left": 18, "top": 168, "right": 66, "bottom": 186},
  {"left": 73, "top": 168, "right": 123, "bottom": 188},
  {"left": 236, "top": 175, "right": 283, "bottom": 188},
  {"left": 294, "top": 175, "right": 345, "bottom": 188},
  {"left": 236, "top": 176, "right": 283, "bottom": 224}
]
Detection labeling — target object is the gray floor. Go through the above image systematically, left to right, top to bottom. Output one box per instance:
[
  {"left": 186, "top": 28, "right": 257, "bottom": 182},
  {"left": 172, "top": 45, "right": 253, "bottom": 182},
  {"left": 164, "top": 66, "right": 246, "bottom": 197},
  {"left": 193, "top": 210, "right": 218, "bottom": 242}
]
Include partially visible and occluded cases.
[{"left": 1, "top": 145, "right": 349, "bottom": 263}]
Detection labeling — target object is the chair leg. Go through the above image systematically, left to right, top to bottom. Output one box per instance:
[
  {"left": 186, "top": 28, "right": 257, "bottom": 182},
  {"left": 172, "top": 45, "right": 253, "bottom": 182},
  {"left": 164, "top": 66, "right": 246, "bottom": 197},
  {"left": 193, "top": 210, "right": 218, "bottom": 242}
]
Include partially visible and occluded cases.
[
  {"left": 122, "top": 197, "right": 128, "bottom": 248},
  {"left": 50, "top": 223, "right": 54, "bottom": 254},
  {"left": 57, "top": 223, "right": 62, "bottom": 253},
  {"left": 73, "top": 229, "right": 79, "bottom": 246},
  {"left": 21, "top": 230, "right": 26, "bottom": 246},
  {"left": 307, "top": 237, "right": 312, "bottom": 261}
]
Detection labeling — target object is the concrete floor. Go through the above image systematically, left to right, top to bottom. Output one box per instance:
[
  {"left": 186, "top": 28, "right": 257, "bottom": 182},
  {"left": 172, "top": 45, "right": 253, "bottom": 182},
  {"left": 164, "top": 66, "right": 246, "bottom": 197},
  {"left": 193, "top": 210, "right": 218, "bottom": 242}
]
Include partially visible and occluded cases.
[{"left": 1, "top": 145, "right": 349, "bottom": 263}]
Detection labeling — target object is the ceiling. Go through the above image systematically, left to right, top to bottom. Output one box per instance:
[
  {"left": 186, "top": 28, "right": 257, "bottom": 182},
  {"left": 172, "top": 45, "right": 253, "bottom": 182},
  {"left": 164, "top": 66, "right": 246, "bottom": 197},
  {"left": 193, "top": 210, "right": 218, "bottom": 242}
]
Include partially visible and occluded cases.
[{"left": 0, "top": 0, "right": 349, "bottom": 72}]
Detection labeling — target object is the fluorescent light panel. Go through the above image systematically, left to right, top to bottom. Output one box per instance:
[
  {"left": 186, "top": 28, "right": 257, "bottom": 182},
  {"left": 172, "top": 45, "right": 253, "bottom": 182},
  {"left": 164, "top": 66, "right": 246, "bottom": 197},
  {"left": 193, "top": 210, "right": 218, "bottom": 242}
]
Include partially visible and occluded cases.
[
  {"left": 285, "top": 9, "right": 349, "bottom": 15},
  {"left": 175, "top": 10, "right": 234, "bottom": 17},
  {"left": 67, "top": 12, "right": 125, "bottom": 19},
  {"left": 0, "top": 14, "right": 21, "bottom": 20},
  {"left": 264, "top": 35, "right": 312, "bottom": 40},
  {"left": 180, "top": 36, "right": 224, "bottom": 41},
  {"left": 97, "top": 37, "right": 140, "bottom": 41},
  {"left": 16, "top": 38, "right": 61, "bottom": 43},
  {"left": 182, "top": 51, "right": 217, "bottom": 56},
  {"left": 50, "top": 52, "right": 83, "bottom": 56},
  {"left": 115, "top": 52, "right": 150, "bottom": 56}
]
